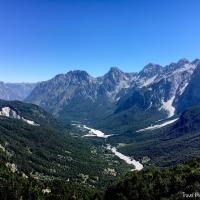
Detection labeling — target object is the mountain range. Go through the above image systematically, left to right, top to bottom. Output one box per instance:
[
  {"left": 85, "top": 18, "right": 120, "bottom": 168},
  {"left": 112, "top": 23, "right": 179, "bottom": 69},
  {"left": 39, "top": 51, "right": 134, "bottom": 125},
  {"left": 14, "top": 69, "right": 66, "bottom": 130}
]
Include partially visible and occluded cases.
[
  {"left": 24, "top": 58, "right": 200, "bottom": 134},
  {"left": 1, "top": 59, "right": 200, "bottom": 134}
]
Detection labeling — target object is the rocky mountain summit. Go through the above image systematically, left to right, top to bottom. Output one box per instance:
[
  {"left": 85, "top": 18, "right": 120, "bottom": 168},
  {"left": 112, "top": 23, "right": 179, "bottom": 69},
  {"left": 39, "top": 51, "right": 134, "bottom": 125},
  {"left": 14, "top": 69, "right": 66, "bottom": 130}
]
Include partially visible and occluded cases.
[{"left": 26, "top": 59, "right": 200, "bottom": 131}]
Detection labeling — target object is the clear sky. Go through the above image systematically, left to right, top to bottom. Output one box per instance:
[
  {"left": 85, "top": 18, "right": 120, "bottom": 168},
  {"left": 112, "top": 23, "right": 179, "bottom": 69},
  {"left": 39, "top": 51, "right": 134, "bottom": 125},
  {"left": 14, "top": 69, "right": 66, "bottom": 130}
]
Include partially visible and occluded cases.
[{"left": 0, "top": 0, "right": 200, "bottom": 82}]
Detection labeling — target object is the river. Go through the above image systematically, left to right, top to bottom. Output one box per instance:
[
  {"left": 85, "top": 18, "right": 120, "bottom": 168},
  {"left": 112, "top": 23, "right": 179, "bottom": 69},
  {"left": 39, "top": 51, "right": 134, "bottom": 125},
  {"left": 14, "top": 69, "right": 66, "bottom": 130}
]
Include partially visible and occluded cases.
[{"left": 73, "top": 123, "right": 144, "bottom": 171}]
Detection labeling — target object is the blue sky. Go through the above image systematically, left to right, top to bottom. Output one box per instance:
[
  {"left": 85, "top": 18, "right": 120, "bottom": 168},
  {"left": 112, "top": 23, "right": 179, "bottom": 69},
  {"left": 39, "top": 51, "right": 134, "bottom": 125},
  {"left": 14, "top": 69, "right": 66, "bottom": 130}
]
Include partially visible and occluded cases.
[{"left": 0, "top": 0, "right": 200, "bottom": 82}]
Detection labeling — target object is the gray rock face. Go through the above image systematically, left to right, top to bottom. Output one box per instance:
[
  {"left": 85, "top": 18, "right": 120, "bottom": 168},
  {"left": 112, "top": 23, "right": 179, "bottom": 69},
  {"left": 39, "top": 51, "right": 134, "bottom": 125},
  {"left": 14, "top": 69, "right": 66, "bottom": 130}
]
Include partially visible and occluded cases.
[
  {"left": 26, "top": 59, "right": 200, "bottom": 125},
  {"left": 176, "top": 63, "right": 200, "bottom": 112},
  {"left": 26, "top": 71, "right": 99, "bottom": 114}
]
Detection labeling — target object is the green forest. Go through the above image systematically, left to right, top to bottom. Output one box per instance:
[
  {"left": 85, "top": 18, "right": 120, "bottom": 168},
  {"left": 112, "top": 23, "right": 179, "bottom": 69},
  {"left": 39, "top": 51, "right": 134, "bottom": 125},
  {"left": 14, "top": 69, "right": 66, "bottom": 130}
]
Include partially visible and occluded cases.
[{"left": 1, "top": 157, "right": 200, "bottom": 200}]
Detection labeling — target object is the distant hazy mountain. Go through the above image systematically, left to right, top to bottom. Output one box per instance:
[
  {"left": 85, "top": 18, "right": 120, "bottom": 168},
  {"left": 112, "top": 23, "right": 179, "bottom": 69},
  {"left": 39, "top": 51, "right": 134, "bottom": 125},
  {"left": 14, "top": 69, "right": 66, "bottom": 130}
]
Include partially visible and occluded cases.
[
  {"left": 26, "top": 59, "right": 200, "bottom": 132},
  {"left": 0, "top": 82, "right": 37, "bottom": 101}
]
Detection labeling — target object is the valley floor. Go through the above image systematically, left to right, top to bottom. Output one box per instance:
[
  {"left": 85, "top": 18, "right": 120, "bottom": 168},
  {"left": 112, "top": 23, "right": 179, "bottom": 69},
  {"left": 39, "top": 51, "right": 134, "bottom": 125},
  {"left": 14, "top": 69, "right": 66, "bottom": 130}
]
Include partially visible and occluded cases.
[{"left": 73, "top": 123, "right": 144, "bottom": 171}]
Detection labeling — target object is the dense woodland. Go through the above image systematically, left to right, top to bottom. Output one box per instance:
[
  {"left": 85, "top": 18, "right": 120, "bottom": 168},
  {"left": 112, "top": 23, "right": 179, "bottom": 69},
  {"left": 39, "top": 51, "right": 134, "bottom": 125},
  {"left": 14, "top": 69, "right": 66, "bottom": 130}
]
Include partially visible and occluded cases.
[
  {"left": 0, "top": 100, "right": 129, "bottom": 199},
  {"left": 1, "top": 157, "right": 200, "bottom": 199},
  {"left": 105, "top": 159, "right": 200, "bottom": 200}
]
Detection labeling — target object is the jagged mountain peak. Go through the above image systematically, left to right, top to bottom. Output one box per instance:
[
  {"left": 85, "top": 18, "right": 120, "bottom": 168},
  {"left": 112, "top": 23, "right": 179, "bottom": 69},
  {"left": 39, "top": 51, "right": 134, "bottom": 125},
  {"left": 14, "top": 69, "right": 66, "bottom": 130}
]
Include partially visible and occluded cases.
[
  {"left": 163, "top": 58, "right": 190, "bottom": 71},
  {"left": 177, "top": 58, "right": 190, "bottom": 65},
  {"left": 192, "top": 58, "right": 200, "bottom": 65},
  {"left": 164, "top": 59, "right": 193, "bottom": 73},
  {"left": 138, "top": 63, "right": 163, "bottom": 80},
  {"left": 140, "top": 63, "right": 163, "bottom": 75},
  {"left": 142, "top": 63, "right": 162, "bottom": 71},
  {"left": 108, "top": 66, "right": 123, "bottom": 73},
  {"left": 103, "top": 67, "right": 128, "bottom": 83},
  {"left": 106, "top": 67, "right": 126, "bottom": 78},
  {"left": 67, "top": 69, "right": 89, "bottom": 76},
  {"left": 51, "top": 70, "right": 93, "bottom": 83},
  {"left": 64, "top": 70, "right": 96, "bottom": 83},
  {"left": 67, "top": 70, "right": 90, "bottom": 78},
  {"left": 54, "top": 73, "right": 66, "bottom": 80}
]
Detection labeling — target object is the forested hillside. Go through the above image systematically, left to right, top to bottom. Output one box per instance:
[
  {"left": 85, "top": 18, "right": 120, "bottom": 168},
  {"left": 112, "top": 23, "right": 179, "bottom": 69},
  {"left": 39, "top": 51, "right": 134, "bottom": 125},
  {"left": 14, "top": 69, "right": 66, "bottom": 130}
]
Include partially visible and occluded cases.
[
  {"left": 0, "top": 100, "right": 131, "bottom": 196},
  {"left": 107, "top": 105, "right": 200, "bottom": 167},
  {"left": 1, "top": 156, "right": 200, "bottom": 200},
  {"left": 104, "top": 159, "right": 200, "bottom": 200}
]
